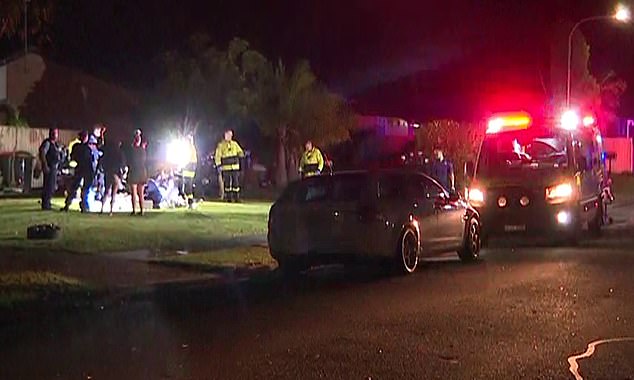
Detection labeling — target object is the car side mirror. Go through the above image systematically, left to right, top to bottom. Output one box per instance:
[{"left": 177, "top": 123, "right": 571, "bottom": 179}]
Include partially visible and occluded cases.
[{"left": 464, "top": 161, "right": 475, "bottom": 180}]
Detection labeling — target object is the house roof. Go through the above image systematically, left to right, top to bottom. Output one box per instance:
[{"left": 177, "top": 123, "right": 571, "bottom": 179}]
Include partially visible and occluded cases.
[{"left": 6, "top": 53, "right": 141, "bottom": 141}]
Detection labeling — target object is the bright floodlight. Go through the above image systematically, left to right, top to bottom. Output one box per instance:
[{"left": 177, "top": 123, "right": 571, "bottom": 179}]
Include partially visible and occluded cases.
[
  {"left": 615, "top": 5, "right": 631, "bottom": 22},
  {"left": 560, "top": 110, "right": 580, "bottom": 131},
  {"left": 166, "top": 138, "right": 191, "bottom": 168}
]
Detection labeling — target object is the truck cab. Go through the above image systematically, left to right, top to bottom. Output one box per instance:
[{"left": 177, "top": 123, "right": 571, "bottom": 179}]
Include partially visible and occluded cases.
[{"left": 465, "top": 111, "right": 606, "bottom": 243}]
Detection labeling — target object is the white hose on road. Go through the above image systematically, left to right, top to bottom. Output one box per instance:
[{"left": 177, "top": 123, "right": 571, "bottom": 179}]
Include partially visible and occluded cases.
[{"left": 567, "top": 337, "right": 634, "bottom": 380}]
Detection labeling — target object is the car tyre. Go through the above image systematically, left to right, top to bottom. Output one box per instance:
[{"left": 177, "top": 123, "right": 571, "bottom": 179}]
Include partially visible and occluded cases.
[
  {"left": 458, "top": 217, "right": 481, "bottom": 263},
  {"left": 397, "top": 227, "right": 420, "bottom": 274},
  {"left": 277, "top": 257, "right": 308, "bottom": 277}
]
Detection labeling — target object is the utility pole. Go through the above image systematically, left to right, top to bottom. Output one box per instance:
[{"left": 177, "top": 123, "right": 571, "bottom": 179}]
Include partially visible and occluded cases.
[{"left": 23, "top": 0, "right": 30, "bottom": 72}]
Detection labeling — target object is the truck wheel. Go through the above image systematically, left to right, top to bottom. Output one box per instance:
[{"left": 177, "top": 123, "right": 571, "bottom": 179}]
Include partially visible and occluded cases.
[
  {"left": 588, "top": 201, "right": 603, "bottom": 237},
  {"left": 564, "top": 220, "right": 582, "bottom": 246}
]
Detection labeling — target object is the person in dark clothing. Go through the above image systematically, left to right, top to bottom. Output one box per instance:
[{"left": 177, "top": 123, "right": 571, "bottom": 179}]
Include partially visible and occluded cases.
[
  {"left": 38, "top": 128, "right": 62, "bottom": 210},
  {"left": 125, "top": 129, "right": 148, "bottom": 215},
  {"left": 61, "top": 131, "right": 95, "bottom": 212},
  {"left": 99, "top": 140, "right": 126, "bottom": 215},
  {"left": 430, "top": 148, "right": 455, "bottom": 192}
]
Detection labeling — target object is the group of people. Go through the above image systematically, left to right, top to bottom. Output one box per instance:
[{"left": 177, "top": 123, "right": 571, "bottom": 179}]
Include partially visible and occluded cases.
[
  {"left": 39, "top": 124, "right": 455, "bottom": 210},
  {"left": 39, "top": 127, "right": 148, "bottom": 215}
]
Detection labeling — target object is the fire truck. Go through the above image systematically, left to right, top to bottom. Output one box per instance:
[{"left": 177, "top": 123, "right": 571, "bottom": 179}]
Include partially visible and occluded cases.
[{"left": 464, "top": 110, "right": 611, "bottom": 244}]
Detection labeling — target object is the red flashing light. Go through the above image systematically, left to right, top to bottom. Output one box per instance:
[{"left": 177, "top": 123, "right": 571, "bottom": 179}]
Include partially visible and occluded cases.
[{"left": 486, "top": 112, "right": 532, "bottom": 134}]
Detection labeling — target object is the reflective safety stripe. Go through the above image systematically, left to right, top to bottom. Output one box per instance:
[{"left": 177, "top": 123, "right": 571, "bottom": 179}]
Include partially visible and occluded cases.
[
  {"left": 221, "top": 156, "right": 239, "bottom": 166},
  {"left": 302, "top": 163, "right": 320, "bottom": 172},
  {"left": 182, "top": 170, "right": 195, "bottom": 178},
  {"left": 232, "top": 187, "right": 241, "bottom": 192}
]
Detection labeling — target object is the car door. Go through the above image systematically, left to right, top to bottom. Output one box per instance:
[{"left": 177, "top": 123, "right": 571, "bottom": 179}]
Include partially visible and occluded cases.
[
  {"left": 330, "top": 173, "right": 372, "bottom": 255},
  {"left": 374, "top": 173, "right": 441, "bottom": 255},
  {"left": 401, "top": 174, "right": 442, "bottom": 254},
  {"left": 424, "top": 176, "right": 465, "bottom": 252},
  {"left": 295, "top": 177, "right": 333, "bottom": 254}
]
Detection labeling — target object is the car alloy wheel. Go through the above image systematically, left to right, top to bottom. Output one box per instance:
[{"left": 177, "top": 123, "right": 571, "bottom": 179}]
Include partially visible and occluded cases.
[
  {"left": 458, "top": 218, "right": 481, "bottom": 262},
  {"left": 467, "top": 220, "right": 481, "bottom": 258},
  {"left": 401, "top": 228, "right": 419, "bottom": 273}
]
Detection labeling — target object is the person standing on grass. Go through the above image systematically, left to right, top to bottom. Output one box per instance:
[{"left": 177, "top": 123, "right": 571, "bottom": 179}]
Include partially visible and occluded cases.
[
  {"left": 38, "top": 128, "right": 62, "bottom": 210},
  {"left": 125, "top": 129, "right": 148, "bottom": 216},
  {"left": 214, "top": 129, "right": 244, "bottom": 202},
  {"left": 61, "top": 131, "right": 95, "bottom": 213},
  {"left": 100, "top": 139, "right": 125, "bottom": 215},
  {"left": 299, "top": 140, "right": 324, "bottom": 178}
]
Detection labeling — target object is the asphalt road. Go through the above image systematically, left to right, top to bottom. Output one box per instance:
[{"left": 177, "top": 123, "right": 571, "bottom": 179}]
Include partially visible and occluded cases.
[{"left": 2, "top": 206, "right": 634, "bottom": 380}]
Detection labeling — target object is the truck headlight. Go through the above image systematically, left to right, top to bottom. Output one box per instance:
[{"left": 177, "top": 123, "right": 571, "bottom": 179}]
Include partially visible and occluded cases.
[
  {"left": 546, "top": 182, "right": 574, "bottom": 204},
  {"left": 467, "top": 187, "right": 485, "bottom": 207}
]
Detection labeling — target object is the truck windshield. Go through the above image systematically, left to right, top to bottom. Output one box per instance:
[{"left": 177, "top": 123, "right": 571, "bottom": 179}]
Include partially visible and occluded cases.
[{"left": 477, "top": 130, "right": 570, "bottom": 177}]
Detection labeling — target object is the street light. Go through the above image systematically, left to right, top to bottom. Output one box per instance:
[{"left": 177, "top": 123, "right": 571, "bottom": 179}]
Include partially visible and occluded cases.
[
  {"left": 566, "top": 4, "right": 631, "bottom": 107},
  {"left": 615, "top": 4, "right": 631, "bottom": 22}
]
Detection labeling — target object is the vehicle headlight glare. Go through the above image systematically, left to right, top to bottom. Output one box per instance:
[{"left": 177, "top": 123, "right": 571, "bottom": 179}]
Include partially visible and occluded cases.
[
  {"left": 546, "top": 183, "right": 574, "bottom": 204},
  {"left": 467, "top": 187, "right": 485, "bottom": 207}
]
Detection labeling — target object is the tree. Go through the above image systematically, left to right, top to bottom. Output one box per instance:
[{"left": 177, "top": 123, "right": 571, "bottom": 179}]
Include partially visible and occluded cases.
[
  {"left": 0, "top": 0, "right": 54, "bottom": 44},
  {"left": 549, "top": 21, "right": 626, "bottom": 133},
  {"left": 549, "top": 21, "right": 600, "bottom": 112},
  {"left": 149, "top": 36, "right": 268, "bottom": 137},
  {"left": 150, "top": 36, "right": 355, "bottom": 187},
  {"left": 248, "top": 60, "right": 354, "bottom": 186},
  {"left": 598, "top": 72, "right": 627, "bottom": 131},
  {"left": 416, "top": 120, "right": 484, "bottom": 187}
]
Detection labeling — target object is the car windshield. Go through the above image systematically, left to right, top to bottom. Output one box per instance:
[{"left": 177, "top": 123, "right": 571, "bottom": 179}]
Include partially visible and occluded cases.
[{"left": 477, "top": 129, "right": 570, "bottom": 177}]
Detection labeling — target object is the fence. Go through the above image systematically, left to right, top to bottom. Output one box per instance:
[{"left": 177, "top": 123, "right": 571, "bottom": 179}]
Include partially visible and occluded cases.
[
  {"left": 0, "top": 126, "right": 78, "bottom": 190},
  {"left": 603, "top": 137, "right": 633, "bottom": 173}
]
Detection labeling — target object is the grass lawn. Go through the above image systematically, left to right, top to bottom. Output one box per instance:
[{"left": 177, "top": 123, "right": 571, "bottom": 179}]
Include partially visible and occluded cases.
[
  {"left": 0, "top": 198, "right": 271, "bottom": 254},
  {"left": 154, "top": 245, "right": 277, "bottom": 270},
  {"left": 0, "top": 271, "right": 90, "bottom": 309}
]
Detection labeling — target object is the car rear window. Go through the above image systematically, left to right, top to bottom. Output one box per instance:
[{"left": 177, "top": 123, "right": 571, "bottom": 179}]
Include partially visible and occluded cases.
[
  {"left": 296, "top": 177, "right": 329, "bottom": 203},
  {"left": 278, "top": 181, "right": 300, "bottom": 202}
]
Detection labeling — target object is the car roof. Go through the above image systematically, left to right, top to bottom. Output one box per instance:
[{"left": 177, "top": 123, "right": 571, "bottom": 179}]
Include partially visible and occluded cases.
[
  {"left": 288, "top": 168, "right": 434, "bottom": 184},
  {"left": 331, "top": 168, "right": 431, "bottom": 177}
]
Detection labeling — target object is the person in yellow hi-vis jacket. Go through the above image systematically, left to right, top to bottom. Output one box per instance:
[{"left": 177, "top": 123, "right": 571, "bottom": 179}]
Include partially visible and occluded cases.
[
  {"left": 214, "top": 130, "right": 244, "bottom": 202},
  {"left": 182, "top": 134, "right": 197, "bottom": 205},
  {"left": 299, "top": 140, "right": 324, "bottom": 178}
]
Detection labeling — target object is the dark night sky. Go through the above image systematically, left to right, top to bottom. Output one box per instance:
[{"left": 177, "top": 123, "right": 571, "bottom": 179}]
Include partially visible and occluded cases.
[{"left": 39, "top": 0, "right": 634, "bottom": 119}]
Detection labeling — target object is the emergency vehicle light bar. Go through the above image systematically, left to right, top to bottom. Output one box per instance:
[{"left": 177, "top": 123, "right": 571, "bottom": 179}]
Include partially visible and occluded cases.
[
  {"left": 560, "top": 110, "right": 596, "bottom": 131},
  {"left": 486, "top": 112, "right": 532, "bottom": 134}
]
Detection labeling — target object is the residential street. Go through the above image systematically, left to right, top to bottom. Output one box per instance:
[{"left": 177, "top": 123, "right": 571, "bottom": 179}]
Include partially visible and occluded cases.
[{"left": 1, "top": 204, "right": 634, "bottom": 380}]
